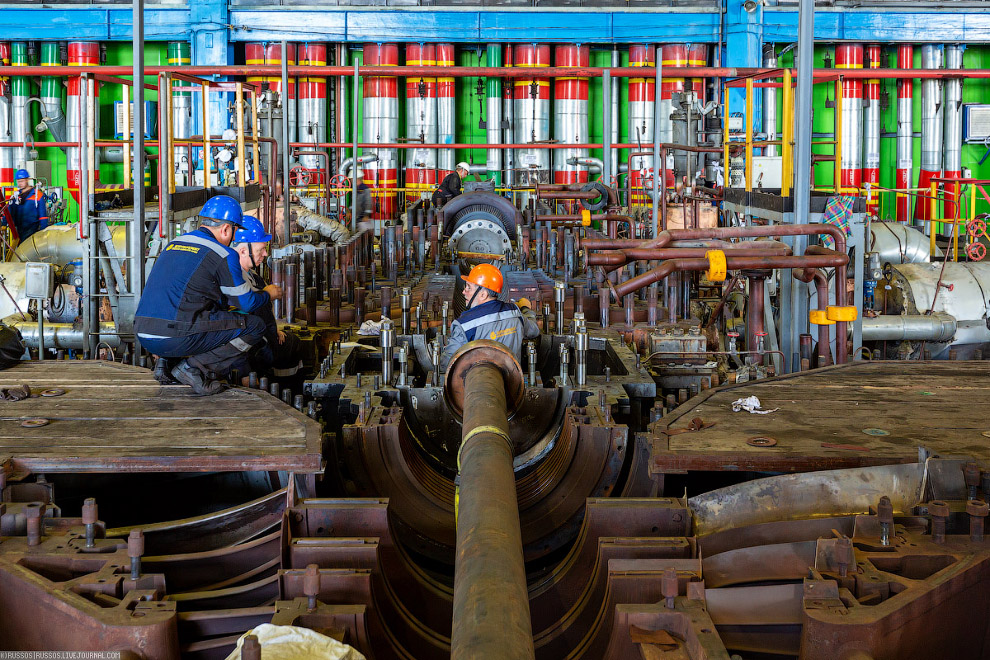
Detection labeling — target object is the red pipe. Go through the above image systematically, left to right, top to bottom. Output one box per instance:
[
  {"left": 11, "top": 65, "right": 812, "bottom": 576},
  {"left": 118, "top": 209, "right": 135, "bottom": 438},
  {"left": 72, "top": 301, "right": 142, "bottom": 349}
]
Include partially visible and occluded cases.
[
  {"left": 0, "top": 65, "right": 978, "bottom": 80},
  {"left": 587, "top": 243, "right": 792, "bottom": 270},
  {"left": 747, "top": 274, "right": 767, "bottom": 366}
]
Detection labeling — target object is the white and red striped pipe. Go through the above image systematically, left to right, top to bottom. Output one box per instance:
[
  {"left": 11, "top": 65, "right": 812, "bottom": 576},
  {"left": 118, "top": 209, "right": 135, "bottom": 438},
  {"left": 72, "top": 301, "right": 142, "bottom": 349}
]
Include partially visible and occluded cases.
[
  {"left": 67, "top": 41, "right": 100, "bottom": 204},
  {"left": 246, "top": 42, "right": 297, "bottom": 168},
  {"left": 297, "top": 43, "right": 328, "bottom": 183},
  {"left": 363, "top": 43, "right": 399, "bottom": 222},
  {"left": 405, "top": 43, "right": 438, "bottom": 204},
  {"left": 436, "top": 43, "right": 456, "bottom": 181},
  {"left": 514, "top": 43, "right": 551, "bottom": 191},
  {"left": 553, "top": 43, "right": 590, "bottom": 198},
  {"left": 836, "top": 43, "right": 864, "bottom": 193},
  {"left": 628, "top": 44, "right": 655, "bottom": 206},
  {"left": 862, "top": 44, "right": 881, "bottom": 218},
  {"left": 914, "top": 44, "right": 944, "bottom": 228},
  {"left": 942, "top": 44, "right": 964, "bottom": 231},
  {"left": 896, "top": 45, "right": 914, "bottom": 223}
]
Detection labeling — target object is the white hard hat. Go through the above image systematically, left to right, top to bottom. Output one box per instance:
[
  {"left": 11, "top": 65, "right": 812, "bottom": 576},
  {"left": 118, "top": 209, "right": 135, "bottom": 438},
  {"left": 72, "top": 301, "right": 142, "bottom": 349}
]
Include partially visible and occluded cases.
[{"left": 456, "top": 162, "right": 470, "bottom": 171}]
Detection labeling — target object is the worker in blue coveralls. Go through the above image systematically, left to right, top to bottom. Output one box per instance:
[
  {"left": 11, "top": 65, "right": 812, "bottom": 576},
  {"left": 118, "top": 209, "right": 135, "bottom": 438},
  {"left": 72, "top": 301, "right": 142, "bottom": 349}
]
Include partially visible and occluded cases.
[
  {"left": 6, "top": 169, "right": 49, "bottom": 242},
  {"left": 135, "top": 194, "right": 283, "bottom": 395},
  {"left": 230, "top": 215, "right": 305, "bottom": 383}
]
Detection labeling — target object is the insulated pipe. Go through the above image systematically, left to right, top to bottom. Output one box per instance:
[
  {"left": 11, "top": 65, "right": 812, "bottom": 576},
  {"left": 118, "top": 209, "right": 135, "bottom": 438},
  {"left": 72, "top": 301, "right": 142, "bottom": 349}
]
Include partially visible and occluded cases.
[
  {"left": 67, "top": 42, "right": 101, "bottom": 205},
  {"left": 167, "top": 42, "right": 194, "bottom": 186},
  {"left": 246, "top": 42, "right": 297, "bottom": 169},
  {"left": 0, "top": 43, "right": 13, "bottom": 186},
  {"left": 9, "top": 43, "right": 29, "bottom": 179},
  {"left": 40, "top": 43, "right": 68, "bottom": 145},
  {"left": 298, "top": 43, "right": 328, "bottom": 175},
  {"left": 363, "top": 43, "right": 400, "bottom": 223},
  {"left": 405, "top": 43, "right": 439, "bottom": 204},
  {"left": 514, "top": 43, "right": 551, "bottom": 195},
  {"left": 436, "top": 44, "right": 456, "bottom": 179},
  {"left": 486, "top": 44, "right": 503, "bottom": 184},
  {"left": 554, "top": 44, "right": 590, "bottom": 195},
  {"left": 628, "top": 44, "right": 655, "bottom": 207},
  {"left": 763, "top": 44, "right": 777, "bottom": 158},
  {"left": 836, "top": 44, "right": 864, "bottom": 192},
  {"left": 915, "top": 44, "right": 944, "bottom": 228},
  {"left": 942, "top": 44, "right": 964, "bottom": 231},
  {"left": 503, "top": 45, "right": 514, "bottom": 187},
  {"left": 862, "top": 45, "right": 881, "bottom": 217},
  {"left": 896, "top": 45, "right": 914, "bottom": 223},
  {"left": 610, "top": 48, "right": 620, "bottom": 181},
  {"left": 339, "top": 154, "right": 378, "bottom": 176},
  {"left": 567, "top": 156, "right": 603, "bottom": 173},
  {"left": 15, "top": 224, "right": 126, "bottom": 263},
  {"left": 862, "top": 313, "right": 957, "bottom": 343},
  {"left": 14, "top": 321, "right": 122, "bottom": 351},
  {"left": 451, "top": 361, "right": 534, "bottom": 660}
]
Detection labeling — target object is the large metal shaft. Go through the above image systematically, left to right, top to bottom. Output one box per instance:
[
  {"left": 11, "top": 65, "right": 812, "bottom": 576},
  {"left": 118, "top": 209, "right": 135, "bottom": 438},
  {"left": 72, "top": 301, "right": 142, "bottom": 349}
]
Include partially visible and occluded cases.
[
  {"left": 862, "top": 313, "right": 956, "bottom": 343},
  {"left": 451, "top": 362, "right": 534, "bottom": 660}
]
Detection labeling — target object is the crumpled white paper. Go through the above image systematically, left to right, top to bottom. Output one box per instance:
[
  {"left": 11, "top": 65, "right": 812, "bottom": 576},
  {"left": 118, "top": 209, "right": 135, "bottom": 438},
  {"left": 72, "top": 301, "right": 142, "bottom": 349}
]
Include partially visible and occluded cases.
[
  {"left": 357, "top": 319, "right": 385, "bottom": 336},
  {"left": 731, "top": 395, "right": 778, "bottom": 415},
  {"left": 224, "top": 624, "right": 366, "bottom": 660}
]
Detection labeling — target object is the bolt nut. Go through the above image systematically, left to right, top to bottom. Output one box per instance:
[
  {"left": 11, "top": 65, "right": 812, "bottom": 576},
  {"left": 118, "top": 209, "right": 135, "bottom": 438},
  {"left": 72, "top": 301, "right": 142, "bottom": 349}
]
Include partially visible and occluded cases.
[
  {"left": 964, "top": 462, "right": 982, "bottom": 487},
  {"left": 877, "top": 495, "right": 894, "bottom": 524},
  {"left": 82, "top": 498, "right": 98, "bottom": 525},
  {"left": 929, "top": 500, "right": 951, "bottom": 518},
  {"left": 967, "top": 500, "right": 989, "bottom": 518},
  {"left": 127, "top": 529, "right": 145, "bottom": 558}
]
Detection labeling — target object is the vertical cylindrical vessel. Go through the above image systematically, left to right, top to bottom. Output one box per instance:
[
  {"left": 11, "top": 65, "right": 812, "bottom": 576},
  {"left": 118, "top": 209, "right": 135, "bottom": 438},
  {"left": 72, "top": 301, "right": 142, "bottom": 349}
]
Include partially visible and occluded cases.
[
  {"left": 67, "top": 42, "right": 101, "bottom": 204},
  {"left": 168, "top": 42, "right": 194, "bottom": 186},
  {"left": 246, "top": 42, "right": 297, "bottom": 167},
  {"left": 0, "top": 43, "right": 12, "bottom": 186},
  {"left": 9, "top": 43, "right": 29, "bottom": 177},
  {"left": 40, "top": 43, "right": 67, "bottom": 146},
  {"left": 298, "top": 43, "right": 328, "bottom": 181},
  {"left": 363, "top": 43, "right": 399, "bottom": 222},
  {"left": 405, "top": 43, "right": 438, "bottom": 204},
  {"left": 513, "top": 43, "right": 551, "bottom": 188},
  {"left": 835, "top": 43, "right": 864, "bottom": 192},
  {"left": 436, "top": 44, "right": 456, "bottom": 179},
  {"left": 486, "top": 44, "right": 502, "bottom": 184},
  {"left": 553, "top": 44, "right": 590, "bottom": 191},
  {"left": 628, "top": 44, "right": 655, "bottom": 206},
  {"left": 660, "top": 44, "right": 707, "bottom": 186},
  {"left": 763, "top": 44, "right": 777, "bottom": 158},
  {"left": 862, "top": 44, "right": 881, "bottom": 218},
  {"left": 915, "top": 44, "right": 944, "bottom": 228},
  {"left": 942, "top": 44, "right": 964, "bottom": 232},
  {"left": 502, "top": 45, "right": 515, "bottom": 186},
  {"left": 896, "top": 45, "right": 914, "bottom": 223},
  {"left": 610, "top": 48, "right": 620, "bottom": 180}
]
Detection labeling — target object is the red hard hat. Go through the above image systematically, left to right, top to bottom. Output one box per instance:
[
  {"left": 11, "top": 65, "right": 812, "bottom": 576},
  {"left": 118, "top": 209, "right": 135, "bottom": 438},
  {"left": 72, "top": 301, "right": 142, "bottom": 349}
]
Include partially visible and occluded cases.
[{"left": 461, "top": 264, "right": 504, "bottom": 294}]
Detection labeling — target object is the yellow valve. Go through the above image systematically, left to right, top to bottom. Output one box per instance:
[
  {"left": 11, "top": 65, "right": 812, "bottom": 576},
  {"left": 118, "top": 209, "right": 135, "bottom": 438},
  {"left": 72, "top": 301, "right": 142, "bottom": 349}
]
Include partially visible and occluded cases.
[
  {"left": 581, "top": 209, "right": 592, "bottom": 226},
  {"left": 705, "top": 250, "right": 727, "bottom": 282},
  {"left": 826, "top": 305, "right": 858, "bottom": 322},
  {"left": 809, "top": 309, "right": 835, "bottom": 326}
]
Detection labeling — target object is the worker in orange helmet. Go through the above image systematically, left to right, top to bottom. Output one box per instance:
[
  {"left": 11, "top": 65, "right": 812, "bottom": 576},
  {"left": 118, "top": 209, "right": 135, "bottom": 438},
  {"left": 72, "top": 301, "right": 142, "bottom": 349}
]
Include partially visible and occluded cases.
[{"left": 438, "top": 263, "right": 540, "bottom": 371}]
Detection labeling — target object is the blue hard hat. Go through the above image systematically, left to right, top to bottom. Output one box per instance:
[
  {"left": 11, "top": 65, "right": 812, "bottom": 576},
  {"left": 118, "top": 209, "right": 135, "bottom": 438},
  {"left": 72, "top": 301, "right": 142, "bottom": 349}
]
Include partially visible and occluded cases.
[
  {"left": 14, "top": 169, "right": 29, "bottom": 181},
  {"left": 199, "top": 194, "right": 245, "bottom": 228},
  {"left": 234, "top": 214, "right": 273, "bottom": 244}
]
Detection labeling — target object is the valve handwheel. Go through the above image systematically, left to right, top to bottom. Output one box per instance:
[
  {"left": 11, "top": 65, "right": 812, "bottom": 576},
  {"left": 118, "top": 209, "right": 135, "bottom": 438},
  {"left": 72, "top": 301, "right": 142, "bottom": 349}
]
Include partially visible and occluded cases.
[
  {"left": 289, "top": 165, "right": 311, "bottom": 186},
  {"left": 329, "top": 174, "right": 352, "bottom": 198},
  {"left": 967, "top": 242, "right": 986, "bottom": 262}
]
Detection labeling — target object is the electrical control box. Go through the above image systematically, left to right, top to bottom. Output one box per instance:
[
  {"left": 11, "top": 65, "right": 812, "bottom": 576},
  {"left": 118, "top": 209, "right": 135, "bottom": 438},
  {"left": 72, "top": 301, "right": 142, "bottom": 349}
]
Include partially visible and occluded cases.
[
  {"left": 113, "top": 101, "right": 158, "bottom": 139},
  {"left": 962, "top": 104, "right": 990, "bottom": 143},
  {"left": 752, "top": 156, "right": 783, "bottom": 189},
  {"left": 24, "top": 160, "right": 52, "bottom": 185},
  {"left": 24, "top": 262, "right": 55, "bottom": 300}
]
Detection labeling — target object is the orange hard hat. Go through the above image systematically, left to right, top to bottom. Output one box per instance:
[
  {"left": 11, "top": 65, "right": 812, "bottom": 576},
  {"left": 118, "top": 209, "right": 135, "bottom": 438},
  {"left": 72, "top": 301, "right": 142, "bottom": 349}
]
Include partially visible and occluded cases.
[{"left": 461, "top": 263, "right": 504, "bottom": 294}]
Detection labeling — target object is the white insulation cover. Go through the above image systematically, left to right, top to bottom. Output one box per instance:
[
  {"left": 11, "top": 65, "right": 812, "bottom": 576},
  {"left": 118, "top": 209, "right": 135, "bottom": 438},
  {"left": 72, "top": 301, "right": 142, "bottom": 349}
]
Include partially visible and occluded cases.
[{"left": 224, "top": 624, "right": 366, "bottom": 660}]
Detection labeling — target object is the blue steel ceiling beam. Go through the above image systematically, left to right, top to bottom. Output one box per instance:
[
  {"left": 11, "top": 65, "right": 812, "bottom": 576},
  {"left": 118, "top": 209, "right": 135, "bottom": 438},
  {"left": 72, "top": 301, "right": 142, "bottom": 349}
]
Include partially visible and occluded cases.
[{"left": 1, "top": 5, "right": 990, "bottom": 43}]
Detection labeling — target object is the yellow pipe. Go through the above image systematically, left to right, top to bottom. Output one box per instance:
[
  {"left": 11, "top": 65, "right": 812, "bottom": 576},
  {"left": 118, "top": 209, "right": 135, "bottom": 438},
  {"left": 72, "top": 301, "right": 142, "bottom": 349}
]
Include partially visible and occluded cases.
[
  {"left": 781, "top": 69, "right": 793, "bottom": 198},
  {"left": 745, "top": 77, "right": 753, "bottom": 193},
  {"left": 834, "top": 78, "right": 842, "bottom": 194},
  {"left": 723, "top": 90, "right": 730, "bottom": 190},
  {"left": 930, "top": 181, "right": 937, "bottom": 255},
  {"left": 953, "top": 181, "right": 960, "bottom": 262}
]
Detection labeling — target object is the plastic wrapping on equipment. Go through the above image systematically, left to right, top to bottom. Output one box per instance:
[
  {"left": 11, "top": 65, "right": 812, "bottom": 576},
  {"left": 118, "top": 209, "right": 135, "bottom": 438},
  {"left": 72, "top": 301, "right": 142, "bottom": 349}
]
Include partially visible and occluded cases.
[
  {"left": 293, "top": 204, "right": 351, "bottom": 244},
  {"left": 224, "top": 624, "right": 365, "bottom": 660}
]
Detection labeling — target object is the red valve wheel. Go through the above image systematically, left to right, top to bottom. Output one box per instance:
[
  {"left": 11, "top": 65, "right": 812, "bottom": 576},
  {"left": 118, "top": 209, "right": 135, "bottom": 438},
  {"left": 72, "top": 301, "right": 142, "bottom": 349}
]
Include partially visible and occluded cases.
[
  {"left": 289, "top": 166, "right": 311, "bottom": 187},
  {"left": 329, "top": 174, "right": 351, "bottom": 198},
  {"left": 967, "top": 242, "right": 986, "bottom": 262}
]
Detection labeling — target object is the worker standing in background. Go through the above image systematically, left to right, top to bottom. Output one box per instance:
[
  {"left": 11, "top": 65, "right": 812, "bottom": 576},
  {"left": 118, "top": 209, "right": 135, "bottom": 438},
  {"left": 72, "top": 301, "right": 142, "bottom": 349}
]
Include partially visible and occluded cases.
[
  {"left": 431, "top": 162, "right": 470, "bottom": 209},
  {"left": 6, "top": 169, "right": 48, "bottom": 242},
  {"left": 136, "top": 195, "right": 282, "bottom": 395},
  {"left": 230, "top": 215, "right": 305, "bottom": 382},
  {"left": 438, "top": 264, "right": 540, "bottom": 371}
]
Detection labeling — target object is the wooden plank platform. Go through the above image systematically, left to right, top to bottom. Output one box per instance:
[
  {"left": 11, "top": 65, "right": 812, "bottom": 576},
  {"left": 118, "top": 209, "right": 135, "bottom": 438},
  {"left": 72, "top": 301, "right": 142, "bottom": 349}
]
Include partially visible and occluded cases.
[
  {"left": 0, "top": 361, "right": 324, "bottom": 473},
  {"left": 651, "top": 361, "right": 990, "bottom": 475}
]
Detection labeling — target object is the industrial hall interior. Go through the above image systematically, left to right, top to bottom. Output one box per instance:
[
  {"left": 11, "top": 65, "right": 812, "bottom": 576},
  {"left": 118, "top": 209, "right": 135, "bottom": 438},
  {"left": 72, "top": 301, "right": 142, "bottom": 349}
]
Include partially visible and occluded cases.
[{"left": 2, "top": 0, "right": 990, "bottom": 656}]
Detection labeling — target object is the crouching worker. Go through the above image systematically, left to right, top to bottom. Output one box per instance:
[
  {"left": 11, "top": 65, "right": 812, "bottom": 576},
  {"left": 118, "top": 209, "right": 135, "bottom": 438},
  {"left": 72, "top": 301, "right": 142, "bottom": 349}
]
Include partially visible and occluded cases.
[
  {"left": 136, "top": 195, "right": 283, "bottom": 395},
  {"left": 231, "top": 216, "right": 305, "bottom": 382},
  {"left": 438, "top": 264, "right": 539, "bottom": 371}
]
